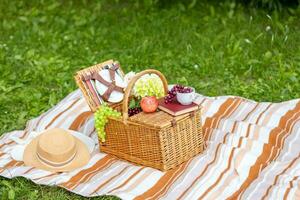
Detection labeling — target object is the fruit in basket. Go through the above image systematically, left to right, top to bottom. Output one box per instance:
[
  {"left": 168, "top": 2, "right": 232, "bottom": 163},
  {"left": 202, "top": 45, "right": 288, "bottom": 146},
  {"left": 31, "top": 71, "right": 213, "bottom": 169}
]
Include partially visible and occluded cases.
[
  {"left": 134, "top": 74, "right": 165, "bottom": 98},
  {"left": 141, "top": 96, "right": 159, "bottom": 113},
  {"left": 128, "top": 99, "right": 142, "bottom": 117},
  {"left": 94, "top": 103, "right": 121, "bottom": 142},
  {"left": 128, "top": 107, "right": 142, "bottom": 117}
]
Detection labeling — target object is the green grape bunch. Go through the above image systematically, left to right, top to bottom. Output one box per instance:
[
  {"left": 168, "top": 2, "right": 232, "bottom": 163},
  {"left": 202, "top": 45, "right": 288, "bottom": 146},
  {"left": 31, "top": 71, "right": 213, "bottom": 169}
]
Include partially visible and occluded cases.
[
  {"left": 134, "top": 74, "right": 164, "bottom": 98},
  {"left": 94, "top": 103, "right": 121, "bottom": 142}
]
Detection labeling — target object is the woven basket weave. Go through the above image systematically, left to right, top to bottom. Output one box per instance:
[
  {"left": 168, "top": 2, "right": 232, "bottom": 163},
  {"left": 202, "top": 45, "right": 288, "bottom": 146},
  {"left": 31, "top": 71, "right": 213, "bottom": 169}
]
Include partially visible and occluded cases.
[{"left": 100, "top": 69, "right": 204, "bottom": 171}]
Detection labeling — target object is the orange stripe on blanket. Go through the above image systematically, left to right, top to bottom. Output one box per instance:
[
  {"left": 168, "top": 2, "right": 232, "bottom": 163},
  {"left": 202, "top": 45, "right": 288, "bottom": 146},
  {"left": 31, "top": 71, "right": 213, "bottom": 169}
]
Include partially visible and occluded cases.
[
  {"left": 45, "top": 98, "right": 80, "bottom": 129},
  {"left": 202, "top": 98, "right": 235, "bottom": 141},
  {"left": 203, "top": 98, "right": 241, "bottom": 142},
  {"left": 178, "top": 99, "right": 243, "bottom": 199},
  {"left": 228, "top": 101, "right": 300, "bottom": 199},
  {"left": 231, "top": 102, "right": 260, "bottom": 134},
  {"left": 243, "top": 102, "right": 260, "bottom": 122},
  {"left": 195, "top": 103, "right": 272, "bottom": 198},
  {"left": 255, "top": 104, "right": 273, "bottom": 124},
  {"left": 34, "top": 111, "right": 49, "bottom": 131},
  {"left": 69, "top": 111, "right": 93, "bottom": 131},
  {"left": 89, "top": 127, "right": 96, "bottom": 137},
  {"left": 0, "top": 130, "right": 28, "bottom": 149},
  {"left": 177, "top": 136, "right": 227, "bottom": 199},
  {"left": 198, "top": 144, "right": 237, "bottom": 199},
  {"left": 262, "top": 153, "right": 300, "bottom": 199},
  {"left": 60, "top": 155, "right": 115, "bottom": 189},
  {"left": 69, "top": 158, "right": 117, "bottom": 190},
  {"left": 0, "top": 160, "right": 23, "bottom": 174},
  {"left": 150, "top": 160, "right": 192, "bottom": 200},
  {"left": 134, "top": 161, "right": 189, "bottom": 200},
  {"left": 90, "top": 166, "right": 131, "bottom": 195},
  {"left": 22, "top": 167, "right": 35, "bottom": 175},
  {"left": 108, "top": 167, "right": 146, "bottom": 193},
  {"left": 112, "top": 167, "right": 153, "bottom": 195},
  {"left": 33, "top": 172, "right": 58, "bottom": 181},
  {"left": 283, "top": 176, "right": 299, "bottom": 200}
]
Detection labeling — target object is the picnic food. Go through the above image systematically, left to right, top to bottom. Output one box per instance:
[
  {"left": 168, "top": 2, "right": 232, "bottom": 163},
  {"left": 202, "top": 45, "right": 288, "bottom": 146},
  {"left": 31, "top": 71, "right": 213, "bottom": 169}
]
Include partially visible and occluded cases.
[
  {"left": 75, "top": 61, "right": 204, "bottom": 171},
  {"left": 134, "top": 73, "right": 165, "bottom": 98},
  {"left": 164, "top": 84, "right": 184, "bottom": 103},
  {"left": 165, "top": 85, "right": 195, "bottom": 105},
  {"left": 176, "top": 87, "right": 195, "bottom": 105},
  {"left": 140, "top": 96, "right": 159, "bottom": 113},
  {"left": 94, "top": 103, "right": 121, "bottom": 142},
  {"left": 128, "top": 107, "right": 142, "bottom": 117}
]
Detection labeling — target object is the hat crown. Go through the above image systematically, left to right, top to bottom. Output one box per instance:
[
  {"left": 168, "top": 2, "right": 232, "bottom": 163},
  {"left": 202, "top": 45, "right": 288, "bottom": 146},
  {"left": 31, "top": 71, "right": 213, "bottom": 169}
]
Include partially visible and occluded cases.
[{"left": 37, "top": 128, "right": 77, "bottom": 164}]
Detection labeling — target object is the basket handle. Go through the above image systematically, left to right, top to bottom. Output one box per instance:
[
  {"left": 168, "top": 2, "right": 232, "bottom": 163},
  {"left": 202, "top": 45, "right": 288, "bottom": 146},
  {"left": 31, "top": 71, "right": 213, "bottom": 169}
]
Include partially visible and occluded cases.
[{"left": 122, "top": 69, "right": 168, "bottom": 122}]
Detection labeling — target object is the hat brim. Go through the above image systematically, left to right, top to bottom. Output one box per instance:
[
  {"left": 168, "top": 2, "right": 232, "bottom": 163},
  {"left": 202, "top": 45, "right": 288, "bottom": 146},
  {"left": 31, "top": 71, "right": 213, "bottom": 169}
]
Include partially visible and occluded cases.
[{"left": 23, "top": 135, "right": 90, "bottom": 172}]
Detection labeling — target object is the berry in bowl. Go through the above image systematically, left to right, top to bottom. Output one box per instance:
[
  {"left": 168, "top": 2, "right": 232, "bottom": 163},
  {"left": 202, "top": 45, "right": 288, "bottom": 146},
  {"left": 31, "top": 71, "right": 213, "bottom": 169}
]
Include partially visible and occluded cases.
[
  {"left": 164, "top": 85, "right": 195, "bottom": 105},
  {"left": 176, "top": 86, "right": 195, "bottom": 105}
]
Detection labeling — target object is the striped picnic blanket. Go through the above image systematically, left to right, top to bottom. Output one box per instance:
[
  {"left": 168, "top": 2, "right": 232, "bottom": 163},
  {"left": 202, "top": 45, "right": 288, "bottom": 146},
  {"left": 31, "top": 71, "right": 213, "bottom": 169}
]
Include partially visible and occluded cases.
[{"left": 1, "top": 89, "right": 300, "bottom": 200}]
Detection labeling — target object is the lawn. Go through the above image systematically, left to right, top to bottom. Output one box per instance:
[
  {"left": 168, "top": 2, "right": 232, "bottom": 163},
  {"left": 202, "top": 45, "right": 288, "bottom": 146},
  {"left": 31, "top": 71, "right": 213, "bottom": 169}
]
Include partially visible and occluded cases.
[{"left": 0, "top": 0, "right": 299, "bottom": 199}]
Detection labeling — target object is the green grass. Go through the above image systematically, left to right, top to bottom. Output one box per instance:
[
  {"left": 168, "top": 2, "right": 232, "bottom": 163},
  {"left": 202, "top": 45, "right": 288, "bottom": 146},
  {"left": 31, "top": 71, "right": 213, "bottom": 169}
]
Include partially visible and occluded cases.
[{"left": 0, "top": 0, "right": 299, "bottom": 199}]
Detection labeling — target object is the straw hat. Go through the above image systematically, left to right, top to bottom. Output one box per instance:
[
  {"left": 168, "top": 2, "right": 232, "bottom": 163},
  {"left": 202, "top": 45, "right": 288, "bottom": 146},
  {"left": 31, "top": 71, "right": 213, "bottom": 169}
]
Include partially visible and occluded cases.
[{"left": 23, "top": 128, "right": 90, "bottom": 172}]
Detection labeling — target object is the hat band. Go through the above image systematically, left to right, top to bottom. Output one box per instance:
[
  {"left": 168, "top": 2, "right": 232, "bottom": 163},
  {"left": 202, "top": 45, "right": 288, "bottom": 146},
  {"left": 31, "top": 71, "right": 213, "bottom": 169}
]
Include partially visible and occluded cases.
[{"left": 36, "top": 150, "right": 77, "bottom": 168}]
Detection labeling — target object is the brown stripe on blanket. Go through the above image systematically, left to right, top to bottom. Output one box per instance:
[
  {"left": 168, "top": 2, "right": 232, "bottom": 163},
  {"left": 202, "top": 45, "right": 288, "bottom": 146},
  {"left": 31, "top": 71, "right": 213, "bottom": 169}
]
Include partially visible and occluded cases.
[
  {"left": 45, "top": 98, "right": 80, "bottom": 129},
  {"left": 202, "top": 98, "right": 235, "bottom": 141},
  {"left": 203, "top": 98, "right": 240, "bottom": 142},
  {"left": 177, "top": 99, "right": 243, "bottom": 199},
  {"left": 52, "top": 100, "right": 86, "bottom": 128},
  {"left": 228, "top": 101, "right": 300, "bottom": 199},
  {"left": 210, "top": 102, "right": 281, "bottom": 198},
  {"left": 194, "top": 103, "right": 274, "bottom": 198},
  {"left": 255, "top": 104, "right": 273, "bottom": 124},
  {"left": 69, "top": 111, "right": 93, "bottom": 131},
  {"left": 237, "top": 114, "right": 300, "bottom": 199},
  {"left": 89, "top": 127, "right": 96, "bottom": 137},
  {"left": 0, "top": 130, "right": 28, "bottom": 149},
  {"left": 177, "top": 135, "right": 228, "bottom": 199},
  {"left": 198, "top": 146, "right": 237, "bottom": 199},
  {"left": 262, "top": 153, "right": 300, "bottom": 199},
  {"left": 60, "top": 155, "right": 116, "bottom": 189},
  {"left": 69, "top": 158, "right": 118, "bottom": 190},
  {"left": 134, "top": 158, "right": 191, "bottom": 200},
  {"left": 0, "top": 160, "right": 24, "bottom": 174},
  {"left": 151, "top": 160, "right": 193, "bottom": 200},
  {"left": 90, "top": 166, "right": 132, "bottom": 195},
  {"left": 22, "top": 167, "right": 35, "bottom": 175},
  {"left": 108, "top": 167, "right": 146, "bottom": 194},
  {"left": 33, "top": 172, "right": 58, "bottom": 181},
  {"left": 283, "top": 175, "right": 299, "bottom": 199}
]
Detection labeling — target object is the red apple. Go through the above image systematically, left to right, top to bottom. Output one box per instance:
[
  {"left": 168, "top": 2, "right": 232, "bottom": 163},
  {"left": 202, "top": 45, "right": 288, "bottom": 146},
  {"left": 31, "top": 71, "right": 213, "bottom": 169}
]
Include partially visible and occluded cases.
[{"left": 140, "top": 96, "right": 158, "bottom": 113}]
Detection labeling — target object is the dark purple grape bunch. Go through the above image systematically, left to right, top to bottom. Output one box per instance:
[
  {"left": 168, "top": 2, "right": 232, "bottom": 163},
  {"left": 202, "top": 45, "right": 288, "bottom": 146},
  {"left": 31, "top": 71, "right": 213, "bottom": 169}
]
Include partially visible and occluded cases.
[
  {"left": 164, "top": 84, "right": 193, "bottom": 104},
  {"left": 164, "top": 84, "right": 183, "bottom": 103},
  {"left": 179, "top": 87, "right": 193, "bottom": 93},
  {"left": 128, "top": 107, "right": 142, "bottom": 117}
]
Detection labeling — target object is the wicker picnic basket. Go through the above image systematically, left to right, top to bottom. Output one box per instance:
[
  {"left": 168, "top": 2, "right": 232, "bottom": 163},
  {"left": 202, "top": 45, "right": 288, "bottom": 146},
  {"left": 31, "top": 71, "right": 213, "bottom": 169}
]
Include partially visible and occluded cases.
[{"left": 75, "top": 62, "right": 204, "bottom": 171}]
